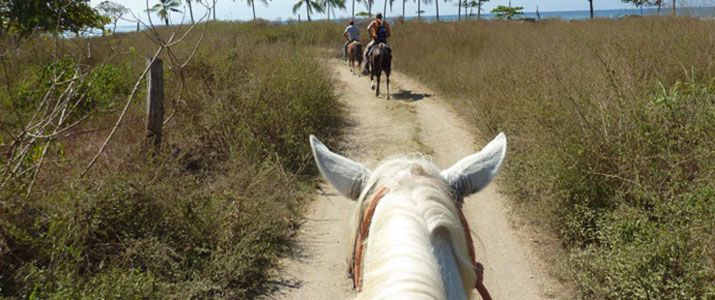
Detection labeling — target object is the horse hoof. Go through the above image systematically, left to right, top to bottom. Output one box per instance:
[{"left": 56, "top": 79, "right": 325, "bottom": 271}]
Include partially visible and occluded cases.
[{"left": 371, "top": 85, "right": 375, "bottom": 90}]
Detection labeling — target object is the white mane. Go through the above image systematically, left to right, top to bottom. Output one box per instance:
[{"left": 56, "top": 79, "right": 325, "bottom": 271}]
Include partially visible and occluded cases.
[
  {"left": 309, "top": 133, "right": 506, "bottom": 300},
  {"left": 352, "top": 157, "right": 476, "bottom": 300}
]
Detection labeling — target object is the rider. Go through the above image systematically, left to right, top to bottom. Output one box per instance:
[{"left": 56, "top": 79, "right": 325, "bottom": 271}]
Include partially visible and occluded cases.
[
  {"left": 363, "top": 12, "right": 390, "bottom": 74},
  {"left": 343, "top": 19, "right": 360, "bottom": 61}
]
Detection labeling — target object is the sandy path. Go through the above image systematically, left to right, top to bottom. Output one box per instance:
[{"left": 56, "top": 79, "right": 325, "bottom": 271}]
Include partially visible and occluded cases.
[{"left": 263, "top": 61, "right": 562, "bottom": 299}]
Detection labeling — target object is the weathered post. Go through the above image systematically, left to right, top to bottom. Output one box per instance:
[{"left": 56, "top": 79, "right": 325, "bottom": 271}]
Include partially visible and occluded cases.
[
  {"left": 137, "top": 22, "right": 140, "bottom": 32},
  {"left": 146, "top": 57, "right": 164, "bottom": 152}
]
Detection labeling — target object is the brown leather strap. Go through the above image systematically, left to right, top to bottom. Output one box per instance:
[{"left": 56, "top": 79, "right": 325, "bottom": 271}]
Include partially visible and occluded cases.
[{"left": 353, "top": 186, "right": 388, "bottom": 291}]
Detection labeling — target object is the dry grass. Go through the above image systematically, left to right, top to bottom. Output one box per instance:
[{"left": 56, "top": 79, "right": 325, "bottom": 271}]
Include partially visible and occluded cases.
[
  {"left": 390, "top": 17, "right": 714, "bottom": 299},
  {"left": 0, "top": 21, "right": 344, "bottom": 299}
]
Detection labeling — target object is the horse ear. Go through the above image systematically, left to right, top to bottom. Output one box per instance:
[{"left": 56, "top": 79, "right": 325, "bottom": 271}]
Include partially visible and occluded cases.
[
  {"left": 441, "top": 133, "right": 507, "bottom": 199},
  {"left": 310, "top": 135, "right": 371, "bottom": 200}
]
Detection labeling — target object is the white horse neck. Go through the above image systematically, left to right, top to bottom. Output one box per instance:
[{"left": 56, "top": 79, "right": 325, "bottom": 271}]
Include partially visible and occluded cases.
[{"left": 357, "top": 189, "right": 471, "bottom": 300}]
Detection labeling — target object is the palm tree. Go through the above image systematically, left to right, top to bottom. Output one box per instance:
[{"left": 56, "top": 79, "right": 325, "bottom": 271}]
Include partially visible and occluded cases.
[
  {"left": 147, "top": 0, "right": 183, "bottom": 26},
  {"left": 186, "top": 0, "right": 194, "bottom": 23},
  {"left": 212, "top": 0, "right": 217, "bottom": 20},
  {"left": 242, "top": 0, "right": 270, "bottom": 21},
  {"left": 293, "top": 0, "right": 324, "bottom": 21},
  {"left": 321, "top": 0, "right": 345, "bottom": 20},
  {"left": 357, "top": 0, "right": 374, "bottom": 18},
  {"left": 367, "top": 0, "right": 374, "bottom": 18},
  {"left": 383, "top": 0, "right": 395, "bottom": 18},
  {"left": 402, "top": 0, "right": 413, "bottom": 19},
  {"left": 418, "top": 0, "right": 421, "bottom": 20},
  {"left": 420, "top": 0, "right": 432, "bottom": 20},
  {"left": 435, "top": 0, "right": 439, "bottom": 21},
  {"left": 458, "top": 0, "right": 462, "bottom": 20},
  {"left": 475, "top": 0, "right": 488, "bottom": 19},
  {"left": 588, "top": 0, "right": 593, "bottom": 18}
]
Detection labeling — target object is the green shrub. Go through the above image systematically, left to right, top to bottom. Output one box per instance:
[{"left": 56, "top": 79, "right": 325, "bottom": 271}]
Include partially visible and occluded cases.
[
  {"left": 390, "top": 18, "right": 714, "bottom": 298},
  {"left": 0, "top": 22, "right": 343, "bottom": 299}
]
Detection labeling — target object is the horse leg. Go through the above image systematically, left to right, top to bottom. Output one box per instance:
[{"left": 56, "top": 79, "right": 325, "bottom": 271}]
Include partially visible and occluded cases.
[
  {"left": 349, "top": 53, "right": 353, "bottom": 73},
  {"left": 370, "top": 64, "right": 375, "bottom": 90},
  {"left": 376, "top": 71, "right": 381, "bottom": 97},
  {"left": 386, "top": 73, "right": 390, "bottom": 100}
]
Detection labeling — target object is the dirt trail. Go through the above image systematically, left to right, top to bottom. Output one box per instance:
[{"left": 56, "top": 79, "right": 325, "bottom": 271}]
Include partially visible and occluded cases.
[{"left": 264, "top": 61, "right": 562, "bottom": 299}]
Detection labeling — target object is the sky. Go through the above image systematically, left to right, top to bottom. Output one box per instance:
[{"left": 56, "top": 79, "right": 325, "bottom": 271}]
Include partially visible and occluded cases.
[{"left": 94, "top": 0, "right": 687, "bottom": 26}]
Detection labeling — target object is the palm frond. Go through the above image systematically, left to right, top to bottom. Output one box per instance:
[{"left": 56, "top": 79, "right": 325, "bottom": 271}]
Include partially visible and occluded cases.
[
  {"left": 310, "top": 0, "right": 325, "bottom": 13},
  {"left": 292, "top": 1, "right": 303, "bottom": 13}
]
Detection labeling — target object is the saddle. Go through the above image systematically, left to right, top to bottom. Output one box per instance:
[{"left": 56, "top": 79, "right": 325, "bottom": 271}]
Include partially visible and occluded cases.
[{"left": 369, "top": 42, "right": 391, "bottom": 57}]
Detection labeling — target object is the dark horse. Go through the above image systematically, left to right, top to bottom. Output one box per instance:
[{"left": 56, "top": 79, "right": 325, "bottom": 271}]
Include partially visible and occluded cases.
[
  {"left": 347, "top": 41, "right": 363, "bottom": 75},
  {"left": 369, "top": 43, "right": 391, "bottom": 99}
]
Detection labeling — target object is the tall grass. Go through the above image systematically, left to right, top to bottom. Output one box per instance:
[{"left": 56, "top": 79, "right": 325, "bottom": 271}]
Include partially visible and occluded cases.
[
  {"left": 390, "top": 17, "right": 714, "bottom": 298},
  {"left": 0, "top": 21, "right": 343, "bottom": 298}
]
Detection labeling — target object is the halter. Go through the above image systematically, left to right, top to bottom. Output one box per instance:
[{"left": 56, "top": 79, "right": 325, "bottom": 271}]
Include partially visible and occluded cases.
[{"left": 350, "top": 176, "right": 492, "bottom": 300}]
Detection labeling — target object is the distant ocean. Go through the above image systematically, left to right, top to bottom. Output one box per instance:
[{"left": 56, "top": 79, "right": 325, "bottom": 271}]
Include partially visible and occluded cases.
[
  {"left": 107, "top": 6, "right": 714, "bottom": 34},
  {"left": 406, "top": 6, "right": 715, "bottom": 22}
]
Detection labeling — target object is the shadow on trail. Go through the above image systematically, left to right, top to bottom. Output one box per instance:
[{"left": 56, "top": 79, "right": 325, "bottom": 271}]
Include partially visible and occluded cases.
[{"left": 391, "top": 89, "right": 431, "bottom": 102}]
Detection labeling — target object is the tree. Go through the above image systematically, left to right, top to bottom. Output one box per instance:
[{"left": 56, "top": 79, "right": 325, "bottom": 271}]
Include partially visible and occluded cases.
[
  {"left": 0, "top": 0, "right": 109, "bottom": 36},
  {"left": 147, "top": 0, "right": 182, "bottom": 26},
  {"left": 186, "top": 0, "right": 194, "bottom": 23},
  {"left": 242, "top": 0, "right": 270, "bottom": 21},
  {"left": 293, "top": 0, "right": 323, "bottom": 21},
  {"left": 321, "top": 0, "right": 345, "bottom": 20},
  {"left": 357, "top": 0, "right": 374, "bottom": 18},
  {"left": 383, "top": 0, "right": 395, "bottom": 18},
  {"left": 402, "top": 0, "right": 411, "bottom": 19},
  {"left": 417, "top": 0, "right": 422, "bottom": 20},
  {"left": 420, "top": 0, "right": 439, "bottom": 21},
  {"left": 435, "top": 0, "right": 439, "bottom": 21},
  {"left": 458, "top": 0, "right": 461, "bottom": 20},
  {"left": 462, "top": 0, "right": 487, "bottom": 19},
  {"left": 477, "top": 0, "right": 488, "bottom": 19},
  {"left": 588, "top": 0, "right": 594, "bottom": 18},
  {"left": 621, "top": 0, "right": 648, "bottom": 14},
  {"left": 651, "top": 0, "right": 663, "bottom": 14},
  {"left": 671, "top": 0, "right": 675, "bottom": 16},
  {"left": 97, "top": 1, "right": 127, "bottom": 31},
  {"left": 97, "top": 1, "right": 127, "bottom": 21},
  {"left": 491, "top": 5, "right": 523, "bottom": 19}
]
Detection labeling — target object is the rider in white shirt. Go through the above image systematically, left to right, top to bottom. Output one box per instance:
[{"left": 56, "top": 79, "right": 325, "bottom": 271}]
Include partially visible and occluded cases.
[{"left": 343, "top": 19, "right": 360, "bottom": 60}]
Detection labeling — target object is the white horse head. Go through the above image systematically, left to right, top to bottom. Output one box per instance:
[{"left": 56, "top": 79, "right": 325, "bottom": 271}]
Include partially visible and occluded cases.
[{"left": 310, "top": 133, "right": 506, "bottom": 300}]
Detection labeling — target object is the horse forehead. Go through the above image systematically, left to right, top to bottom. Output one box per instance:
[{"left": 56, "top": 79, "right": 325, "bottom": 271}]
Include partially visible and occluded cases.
[{"left": 373, "top": 160, "right": 442, "bottom": 187}]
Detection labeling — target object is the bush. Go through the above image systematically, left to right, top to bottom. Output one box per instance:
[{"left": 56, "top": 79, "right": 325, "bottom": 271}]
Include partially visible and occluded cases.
[
  {"left": 390, "top": 17, "right": 714, "bottom": 298},
  {"left": 0, "top": 22, "right": 343, "bottom": 299}
]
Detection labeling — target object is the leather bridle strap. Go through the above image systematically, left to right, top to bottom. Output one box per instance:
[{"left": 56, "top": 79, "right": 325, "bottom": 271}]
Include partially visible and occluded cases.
[{"left": 353, "top": 186, "right": 388, "bottom": 292}]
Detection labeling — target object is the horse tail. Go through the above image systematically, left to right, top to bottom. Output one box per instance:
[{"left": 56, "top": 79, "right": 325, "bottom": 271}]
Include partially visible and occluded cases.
[
  {"left": 356, "top": 43, "right": 363, "bottom": 63},
  {"left": 381, "top": 45, "right": 391, "bottom": 73}
]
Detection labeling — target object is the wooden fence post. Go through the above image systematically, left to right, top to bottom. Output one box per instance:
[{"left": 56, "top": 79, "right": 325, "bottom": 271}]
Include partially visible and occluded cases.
[{"left": 146, "top": 57, "right": 164, "bottom": 152}]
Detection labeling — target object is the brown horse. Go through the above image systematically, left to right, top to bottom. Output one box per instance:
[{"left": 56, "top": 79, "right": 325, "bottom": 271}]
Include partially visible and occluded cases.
[
  {"left": 347, "top": 41, "right": 363, "bottom": 75},
  {"left": 369, "top": 43, "right": 391, "bottom": 99}
]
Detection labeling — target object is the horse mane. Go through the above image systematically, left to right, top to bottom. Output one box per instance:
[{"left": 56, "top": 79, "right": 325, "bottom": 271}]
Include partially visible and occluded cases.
[{"left": 351, "top": 156, "right": 476, "bottom": 299}]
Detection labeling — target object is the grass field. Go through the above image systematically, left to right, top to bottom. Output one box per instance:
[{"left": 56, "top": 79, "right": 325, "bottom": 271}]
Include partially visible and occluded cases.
[
  {"left": 1, "top": 16, "right": 713, "bottom": 299},
  {"left": 390, "top": 17, "right": 714, "bottom": 299},
  {"left": 0, "top": 22, "right": 343, "bottom": 299}
]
